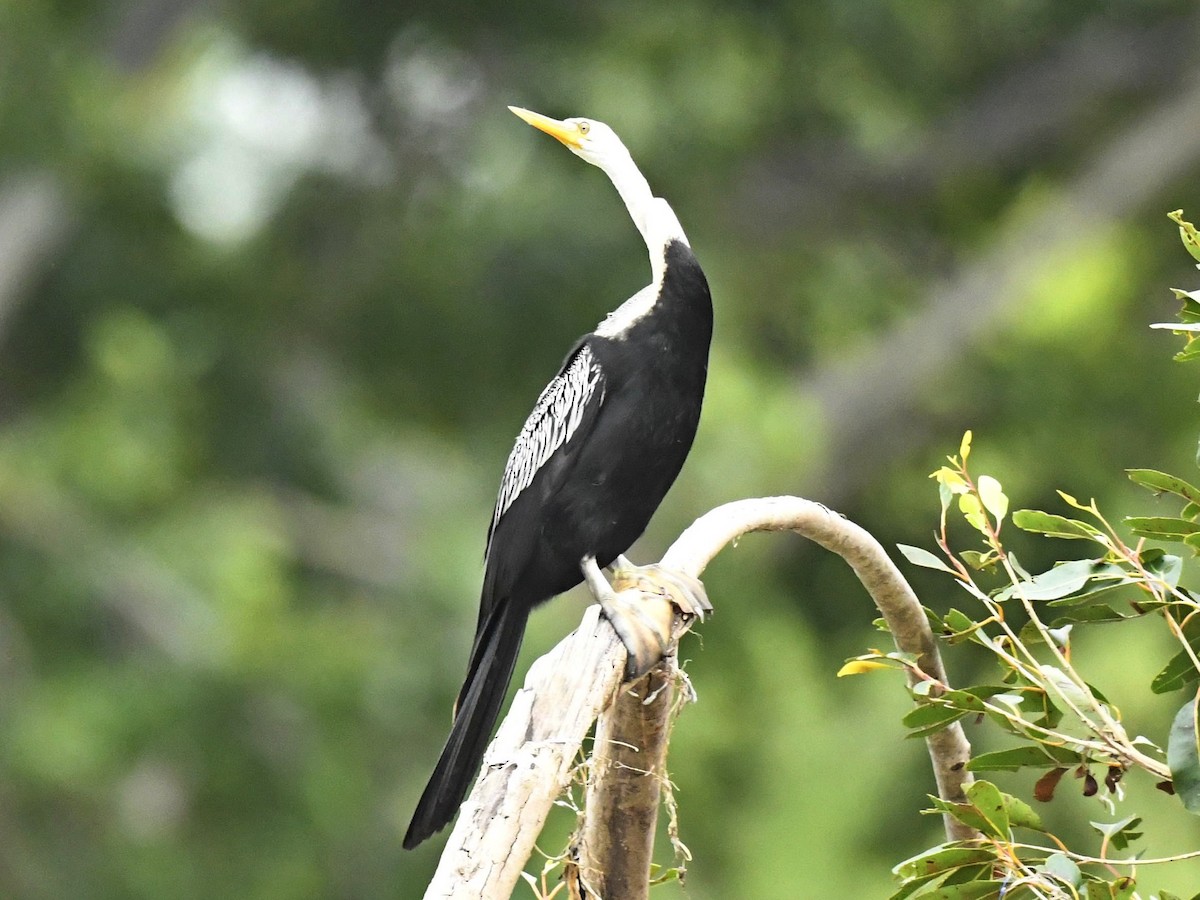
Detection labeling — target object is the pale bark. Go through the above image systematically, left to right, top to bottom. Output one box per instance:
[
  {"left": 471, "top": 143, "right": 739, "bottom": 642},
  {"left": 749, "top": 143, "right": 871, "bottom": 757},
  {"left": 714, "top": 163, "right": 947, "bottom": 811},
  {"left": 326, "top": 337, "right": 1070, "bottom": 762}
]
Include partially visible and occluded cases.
[{"left": 423, "top": 496, "right": 977, "bottom": 899}]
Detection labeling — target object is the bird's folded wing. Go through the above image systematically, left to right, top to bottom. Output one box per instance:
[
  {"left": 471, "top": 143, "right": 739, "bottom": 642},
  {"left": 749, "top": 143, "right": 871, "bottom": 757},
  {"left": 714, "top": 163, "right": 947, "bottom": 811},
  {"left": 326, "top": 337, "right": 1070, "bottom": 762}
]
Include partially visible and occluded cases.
[{"left": 487, "top": 342, "right": 605, "bottom": 554}]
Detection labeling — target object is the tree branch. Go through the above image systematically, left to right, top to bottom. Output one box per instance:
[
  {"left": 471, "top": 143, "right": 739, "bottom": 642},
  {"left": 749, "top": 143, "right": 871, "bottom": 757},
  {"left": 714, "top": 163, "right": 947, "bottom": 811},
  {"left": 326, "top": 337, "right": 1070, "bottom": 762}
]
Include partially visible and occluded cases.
[
  {"left": 423, "top": 495, "right": 977, "bottom": 898},
  {"left": 662, "top": 496, "right": 976, "bottom": 840},
  {"left": 422, "top": 605, "right": 626, "bottom": 899},
  {"left": 570, "top": 662, "right": 679, "bottom": 899}
]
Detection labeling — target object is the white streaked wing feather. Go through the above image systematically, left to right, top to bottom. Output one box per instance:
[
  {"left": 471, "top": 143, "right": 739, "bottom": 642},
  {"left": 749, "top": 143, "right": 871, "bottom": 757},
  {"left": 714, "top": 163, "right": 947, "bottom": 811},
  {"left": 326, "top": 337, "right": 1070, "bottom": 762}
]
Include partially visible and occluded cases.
[{"left": 490, "top": 344, "right": 604, "bottom": 536}]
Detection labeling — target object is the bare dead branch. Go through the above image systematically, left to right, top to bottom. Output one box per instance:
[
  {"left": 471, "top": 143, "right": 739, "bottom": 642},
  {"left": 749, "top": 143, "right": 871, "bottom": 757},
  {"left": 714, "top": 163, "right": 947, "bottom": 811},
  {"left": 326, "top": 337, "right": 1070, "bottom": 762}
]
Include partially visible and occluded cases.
[
  {"left": 423, "top": 495, "right": 977, "bottom": 898},
  {"left": 422, "top": 606, "right": 626, "bottom": 899},
  {"left": 570, "top": 662, "right": 677, "bottom": 900}
]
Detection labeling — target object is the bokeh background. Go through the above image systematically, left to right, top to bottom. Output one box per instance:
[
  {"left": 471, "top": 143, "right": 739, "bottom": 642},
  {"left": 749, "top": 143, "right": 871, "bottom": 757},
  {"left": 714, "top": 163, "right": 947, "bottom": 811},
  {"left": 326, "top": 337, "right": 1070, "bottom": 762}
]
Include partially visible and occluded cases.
[{"left": 5, "top": 1, "right": 1200, "bottom": 897}]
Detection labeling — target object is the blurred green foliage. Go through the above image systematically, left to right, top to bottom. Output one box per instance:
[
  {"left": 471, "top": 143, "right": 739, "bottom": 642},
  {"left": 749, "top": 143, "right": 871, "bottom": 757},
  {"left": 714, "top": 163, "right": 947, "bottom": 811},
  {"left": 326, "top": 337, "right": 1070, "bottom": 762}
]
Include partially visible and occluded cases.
[{"left": 3, "top": 1, "right": 1200, "bottom": 896}]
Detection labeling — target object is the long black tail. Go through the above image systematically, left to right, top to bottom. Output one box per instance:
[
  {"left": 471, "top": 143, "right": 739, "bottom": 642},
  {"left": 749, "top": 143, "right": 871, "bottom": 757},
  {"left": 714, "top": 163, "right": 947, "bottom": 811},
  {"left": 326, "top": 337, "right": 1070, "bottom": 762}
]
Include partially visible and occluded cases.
[{"left": 403, "top": 599, "right": 529, "bottom": 849}]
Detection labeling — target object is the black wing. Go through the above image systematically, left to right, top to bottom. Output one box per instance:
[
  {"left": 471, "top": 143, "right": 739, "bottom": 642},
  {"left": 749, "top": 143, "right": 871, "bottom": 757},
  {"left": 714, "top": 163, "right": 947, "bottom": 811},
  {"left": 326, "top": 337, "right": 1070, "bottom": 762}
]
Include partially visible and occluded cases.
[{"left": 485, "top": 341, "right": 605, "bottom": 559}]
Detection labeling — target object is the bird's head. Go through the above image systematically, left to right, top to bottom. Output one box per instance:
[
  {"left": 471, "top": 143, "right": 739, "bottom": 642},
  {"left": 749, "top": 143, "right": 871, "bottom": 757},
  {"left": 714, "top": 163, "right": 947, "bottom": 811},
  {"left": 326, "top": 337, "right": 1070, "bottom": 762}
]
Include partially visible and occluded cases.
[{"left": 508, "top": 106, "right": 630, "bottom": 171}]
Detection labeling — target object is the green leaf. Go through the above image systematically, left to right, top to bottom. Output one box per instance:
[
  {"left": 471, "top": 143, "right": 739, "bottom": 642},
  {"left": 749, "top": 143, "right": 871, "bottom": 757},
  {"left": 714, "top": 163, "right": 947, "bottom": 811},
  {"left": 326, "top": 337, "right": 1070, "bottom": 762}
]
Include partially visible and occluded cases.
[
  {"left": 1169, "top": 209, "right": 1200, "bottom": 263},
  {"left": 1169, "top": 286, "right": 1200, "bottom": 305},
  {"left": 1169, "top": 287, "right": 1200, "bottom": 304},
  {"left": 1126, "top": 469, "right": 1200, "bottom": 506},
  {"left": 977, "top": 475, "right": 1008, "bottom": 522},
  {"left": 937, "top": 479, "right": 954, "bottom": 513},
  {"left": 959, "top": 493, "right": 987, "bottom": 533},
  {"left": 1012, "top": 509, "right": 1100, "bottom": 540},
  {"left": 1124, "top": 516, "right": 1200, "bottom": 541},
  {"left": 898, "top": 543, "right": 956, "bottom": 574},
  {"left": 959, "top": 550, "right": 998, "bottom": 571},
  {"left": 1145, "top": 551, "right": 1184, "bottom": 587},
  {"left": 996, "top": 558, "right": 1099, "bottom": 601},
  {"left": 1046, "top": 604, "right": 1129, "bottom": 625},
  {"left": 940, "top": 608, "right": 985, "bottom": 644},
  {"left": 1150, "top": 615, "right": 1200, "bottom": 694},
  {"left": 940, "top": 686, "right": 1006, "bottom": 710},
  {"left": 1025, "top": 686, "right": 1063, "bottom": 730},
  {"left": 1167, "top": 696, "right": 1200, "bottom": 813},
  {"left": 903, "top": 704, "right": 969, "bottom": 737},
  {"left": 966, "top": 745, "right": 1078, "bottom": 772},
  {"left": 964, "top": 780, "right": 1009, "bottom": 837},
  {"left": 1001, "top": 791, "right": 1045, "bottom": 831},
  {"left": 925, "top": 797, "right": 993, "bottom": 837},
  {"left": 1090, "top": 815, "right": 1143, "bottom": 853},
  {"left": 892, "top": 844, "right": 997, "bottom": 881},
  {"left": 1040, "top": 852, "right": 1081, "bottom": 887},
  {"left": 648, "top": 865, "right": 682, "bottom": 885},
  {"left": 891, "top": 869, "right": 1005, "bottom": 900},
  {"left": 887, "top": 870, "right": 948, "bottom": 900},
  {"left": 1084, "top": 879, "right": 1137, "bottom": 900},
  {"left": 919, "top": 883, "right": 1004, "bottom": 900}
]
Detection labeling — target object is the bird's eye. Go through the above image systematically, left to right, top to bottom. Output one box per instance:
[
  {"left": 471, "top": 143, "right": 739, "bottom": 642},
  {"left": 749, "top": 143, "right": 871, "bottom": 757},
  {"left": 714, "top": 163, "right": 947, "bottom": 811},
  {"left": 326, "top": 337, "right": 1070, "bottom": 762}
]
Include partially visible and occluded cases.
[{"left": 578, "top": 121, "right": 591, "bottom": 135}]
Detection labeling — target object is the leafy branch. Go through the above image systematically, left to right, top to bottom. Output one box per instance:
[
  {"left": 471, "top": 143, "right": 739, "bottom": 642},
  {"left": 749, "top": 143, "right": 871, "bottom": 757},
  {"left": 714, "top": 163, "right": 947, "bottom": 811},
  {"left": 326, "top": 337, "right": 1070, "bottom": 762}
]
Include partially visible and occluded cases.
[{"left": 844, "top": 211, "right": 1200, "bottom": 899}]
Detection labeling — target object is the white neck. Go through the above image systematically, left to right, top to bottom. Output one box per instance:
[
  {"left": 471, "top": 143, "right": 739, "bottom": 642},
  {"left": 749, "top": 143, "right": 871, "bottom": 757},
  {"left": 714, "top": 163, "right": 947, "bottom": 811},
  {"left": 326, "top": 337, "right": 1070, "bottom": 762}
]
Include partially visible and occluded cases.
[{"left": 598, "top": 150, "right": 688, "bottom": 284}]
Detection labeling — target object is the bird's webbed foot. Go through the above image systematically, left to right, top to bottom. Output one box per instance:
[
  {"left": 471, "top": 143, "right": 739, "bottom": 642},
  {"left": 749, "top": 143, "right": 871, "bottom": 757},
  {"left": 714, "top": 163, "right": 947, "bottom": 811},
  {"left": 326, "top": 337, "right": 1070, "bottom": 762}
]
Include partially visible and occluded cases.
[
  {"left": 581, "top": 555, "right": 710, "bottom": 680},
  {"left": 610, "top": 555, "right": 712, "bottom": 621}
]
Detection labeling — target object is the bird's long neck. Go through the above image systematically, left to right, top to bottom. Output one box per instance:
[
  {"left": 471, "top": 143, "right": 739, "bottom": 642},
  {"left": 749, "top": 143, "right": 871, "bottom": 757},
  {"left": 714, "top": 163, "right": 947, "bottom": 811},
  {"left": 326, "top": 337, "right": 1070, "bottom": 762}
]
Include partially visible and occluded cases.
[{"left": 601, "top": 152, "right": 688, "bottom": 284}]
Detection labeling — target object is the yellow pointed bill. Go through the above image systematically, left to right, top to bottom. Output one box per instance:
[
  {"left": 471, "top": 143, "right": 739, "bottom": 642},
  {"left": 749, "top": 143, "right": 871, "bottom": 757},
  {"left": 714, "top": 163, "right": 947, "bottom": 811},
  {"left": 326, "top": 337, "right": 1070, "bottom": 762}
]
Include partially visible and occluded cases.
[{"left": 508, "top": 106, "right": 583, "bottom": 149}]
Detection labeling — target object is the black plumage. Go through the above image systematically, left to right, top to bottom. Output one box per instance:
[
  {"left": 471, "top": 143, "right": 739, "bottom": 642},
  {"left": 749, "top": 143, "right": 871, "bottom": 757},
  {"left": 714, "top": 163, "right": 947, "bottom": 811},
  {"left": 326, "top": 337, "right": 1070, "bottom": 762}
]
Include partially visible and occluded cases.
[{"left": 404, "top": 110, "right": 712, "bottom": 850}]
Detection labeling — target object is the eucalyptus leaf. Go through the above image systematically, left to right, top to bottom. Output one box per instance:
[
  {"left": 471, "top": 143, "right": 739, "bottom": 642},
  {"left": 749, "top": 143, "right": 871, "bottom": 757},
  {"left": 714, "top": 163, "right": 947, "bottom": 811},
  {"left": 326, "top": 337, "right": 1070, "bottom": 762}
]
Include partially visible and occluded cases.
[
  {"left": 1169, "top": 209, "right": 1200, "bottom": 263},
  {"left": 1126, "top": 469, "right": 1200, "bottom": 506},
  {"left": 977, "top": 475, "right": 1008, "bottom": 521},
  {"left": 1012, "top": 509, "right": 1100, "bottom": 540},
  {"left": 1125, "top": 516, "right": 1200, "bottom": 541},
  {"left": 898, "top": 543, "right": 956, "bottom": 574},
  {"left": 1145, "top": 551, "right": 1184, "bottom": 586},
  {"left": 996, "top": 558, "right": 1112, "bottom": 602},
  {"left": 1047, "top": 604, "right": 1128, "bottom": 626},
  {"left": 1150, "top": 616, "right": 1200, "bottom": 694},
  {"left": 1167, "top": 697, "right": 1200, "bottom": 814},
  {"left": 903, "top": 704, "right": 969, "bottom": 737},
  {"left": 967, "top": 745, "right": 1078, "bottom": 772},
  {"left": 964, "top": 780, "right": 1009, "bottom": 838},
  {"left": 1001, "top": 791, "right": 1045, "bottom": 831},
  {"left": 926, "top": 797, "right": 993, "bottom": 838},
  {"left": 1099, "top": 814, "right": 1143, "bottom": 852},
  {"left": 892, "top": 845, "right": 996, "bottom": 880},
  {"left": 1040, "top": 852, "right": 1081, "bottom": 887},
  {"left": 918, "top": 882, "right": 1005, "bottom": 899}
]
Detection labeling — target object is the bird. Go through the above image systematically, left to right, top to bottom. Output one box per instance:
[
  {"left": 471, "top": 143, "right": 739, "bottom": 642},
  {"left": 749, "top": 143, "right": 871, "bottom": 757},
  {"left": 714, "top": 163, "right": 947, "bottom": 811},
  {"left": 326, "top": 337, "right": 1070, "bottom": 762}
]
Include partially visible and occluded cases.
[{"left": 403, "top": 106, "right": 713, "bottom": 850}]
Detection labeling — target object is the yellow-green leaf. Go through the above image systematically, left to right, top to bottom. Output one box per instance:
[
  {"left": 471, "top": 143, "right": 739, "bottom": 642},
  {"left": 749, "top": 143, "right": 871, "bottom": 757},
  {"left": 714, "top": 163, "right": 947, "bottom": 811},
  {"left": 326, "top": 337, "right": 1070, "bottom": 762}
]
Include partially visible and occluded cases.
[
  {"left": 1169, "top": 209, "right": 1200, "bottom": 263},
  {"left": 930, "top": 467, "right": 969, "bottom": 494},
  {"left": 977, "top": 475, "right": 1008, "bottom": 522},
  {"left": 959, "top": 493, "right": 987, "bottom": 533},
  {"left": 837, "top": 659, "right": 892, "bottom": 677}
]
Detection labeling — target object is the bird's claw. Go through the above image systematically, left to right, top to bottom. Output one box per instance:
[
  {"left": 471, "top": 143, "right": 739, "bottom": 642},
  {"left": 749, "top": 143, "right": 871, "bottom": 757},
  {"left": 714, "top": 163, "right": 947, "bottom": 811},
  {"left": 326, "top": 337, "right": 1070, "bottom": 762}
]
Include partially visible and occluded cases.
[
  {"left": 584, "top": 556, "right": 711, "bottom": 679},
  {"left": 611, "top": 561, "right": 712, "bottom": 622},
  {"left": 596, "top": 586, "right": 673, "bottom": 679}
]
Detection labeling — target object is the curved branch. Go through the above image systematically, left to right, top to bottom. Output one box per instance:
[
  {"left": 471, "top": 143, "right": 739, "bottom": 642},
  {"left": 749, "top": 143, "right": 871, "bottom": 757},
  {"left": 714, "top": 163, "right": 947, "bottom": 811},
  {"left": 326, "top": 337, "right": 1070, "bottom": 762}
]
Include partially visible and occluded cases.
[
  {"left": 423, "top": 496, "right": 977, "bottom": 898},
  {"left": 662, "top": 496, "right": 976, "bottom": 839}
]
